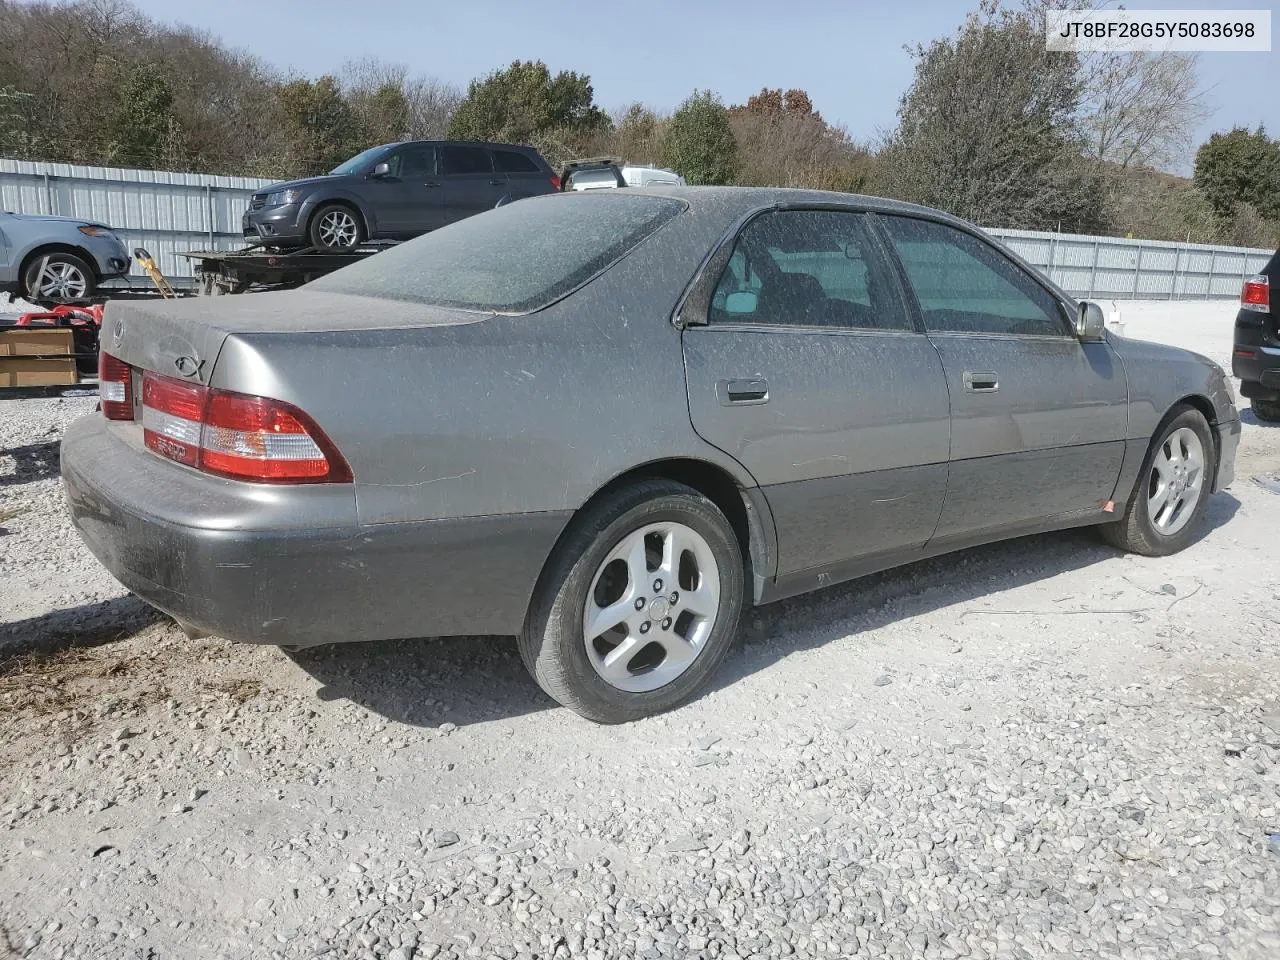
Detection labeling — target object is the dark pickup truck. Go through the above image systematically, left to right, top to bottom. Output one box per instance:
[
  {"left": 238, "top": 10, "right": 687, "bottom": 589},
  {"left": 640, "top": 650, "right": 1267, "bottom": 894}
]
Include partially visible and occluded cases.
[{"left": 1233, "top": 246, "right": 1280, "bottom": 422}]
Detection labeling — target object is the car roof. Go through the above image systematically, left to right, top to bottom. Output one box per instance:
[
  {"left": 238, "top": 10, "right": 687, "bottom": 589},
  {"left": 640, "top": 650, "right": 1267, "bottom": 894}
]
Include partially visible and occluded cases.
[
  {"left": 384, "top": 139, "right": 542, "bottom": 153},
  {"left": 587, "top": 184, "right": 973, "bottom": 229}
]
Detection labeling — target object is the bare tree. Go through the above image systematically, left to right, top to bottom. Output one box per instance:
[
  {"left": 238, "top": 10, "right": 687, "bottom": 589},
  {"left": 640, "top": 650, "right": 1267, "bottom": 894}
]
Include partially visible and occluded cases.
[
  {"left": 1028, "top": 0, "right": 1208, "bottom": 172},
  {"left": 1076, "top": 50, "right": 1207, "bottom": 171},
  {"left": 342, "top": 57, "right": 460, "bottom": 141}
]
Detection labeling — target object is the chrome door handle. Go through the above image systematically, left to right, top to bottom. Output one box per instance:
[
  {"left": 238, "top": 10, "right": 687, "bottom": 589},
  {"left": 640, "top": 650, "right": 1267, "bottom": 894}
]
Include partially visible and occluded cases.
[
  {"left": 963, "top": 371, "right": 999, "bottom": 393},
  {"left": 718, "top": 378, "right": 769, "bottom": 405}
]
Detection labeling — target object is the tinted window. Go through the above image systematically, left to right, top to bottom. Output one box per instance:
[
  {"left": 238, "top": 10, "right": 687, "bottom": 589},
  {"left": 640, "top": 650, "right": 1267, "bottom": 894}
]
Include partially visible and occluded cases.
[
  {"left": 387, "top": 144, "right": 436, "bottom": 178},
  {"left": 441, "top": 145, "right": 493, "bottom": 175},
  {"left": 494, "top": 149, "right": 540, "bottom": 174},
  {"left": 309, "top": 193, "right": 684, "bottom": 313},
  {"left": 709, "top": 210, "right": 911, "bottom": 331},
  {"left": 880, "top": 216, "right": 1067, "bottom": 337}
]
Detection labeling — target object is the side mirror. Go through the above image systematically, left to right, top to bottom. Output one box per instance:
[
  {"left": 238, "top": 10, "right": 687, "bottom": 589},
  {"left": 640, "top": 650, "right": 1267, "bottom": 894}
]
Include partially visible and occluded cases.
[
  {"left": 370, "top": 162, "right": 390, "bottom": 178},
  {"left": 725, "top": 291, "right": 758, "bottom": 315},
  {"left": 1075, "top": 301, "right": 1106, "bottom": 341}
]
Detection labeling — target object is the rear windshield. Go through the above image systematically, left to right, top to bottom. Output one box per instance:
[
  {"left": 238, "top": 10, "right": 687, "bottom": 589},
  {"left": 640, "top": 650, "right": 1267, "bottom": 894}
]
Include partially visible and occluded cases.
[{"left": 309, "top": 193, "right": 685, "bottom": 313}]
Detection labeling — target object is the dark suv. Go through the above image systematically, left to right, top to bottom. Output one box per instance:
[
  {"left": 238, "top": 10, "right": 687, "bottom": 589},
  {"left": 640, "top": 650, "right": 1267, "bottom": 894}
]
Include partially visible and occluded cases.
[
  {"left": 243, "top": 140, "right": 560, "bottom": 251},
  {"left": 1233, "top": 246, "right": 1280, "bottom": 422}
]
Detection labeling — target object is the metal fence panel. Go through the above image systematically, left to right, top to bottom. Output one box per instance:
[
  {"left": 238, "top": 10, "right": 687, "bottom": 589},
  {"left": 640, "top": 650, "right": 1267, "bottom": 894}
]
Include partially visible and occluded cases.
[
  {"left": 1, "top": 158, "right": 1275, "bottom": 297},
  {"left": 985, "top": 227, "right": 1273, "bottom": 301}
]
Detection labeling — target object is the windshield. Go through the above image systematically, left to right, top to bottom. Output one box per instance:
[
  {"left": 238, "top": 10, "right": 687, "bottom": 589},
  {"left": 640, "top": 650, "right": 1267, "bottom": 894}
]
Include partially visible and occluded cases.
[
  {"left": 329, "top": 144, "right": 391, "bottom": 176},
  {"left": 309, "top": 193, "right": 685, "bottom": 313}
]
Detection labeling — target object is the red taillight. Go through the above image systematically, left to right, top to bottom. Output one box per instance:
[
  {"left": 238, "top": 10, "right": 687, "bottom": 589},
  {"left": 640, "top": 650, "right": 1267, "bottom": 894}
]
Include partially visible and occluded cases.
[
  {"left": 549, "top": 173, "right": 561, "bottom": 191},
  {"left": 1242, "top": 274, "right": 1270, "bottom": 313},
  {"left": 98, "top": 352, "right": 133, "bottom": 420},
  {"left": 139, "top": 371, "right": 352, "bottom": 483},
  {"left": 142, "top": 375, "right": 204, "bottom": 467}
]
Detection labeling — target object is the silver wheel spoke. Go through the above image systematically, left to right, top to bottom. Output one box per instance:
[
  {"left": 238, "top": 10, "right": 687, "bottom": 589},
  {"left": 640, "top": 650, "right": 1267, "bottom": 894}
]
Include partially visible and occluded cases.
[
  {"left": 1148, "top": 482, "right": 1171, "bottom": 519},
  {"left": 681, "top": 583, "right": 719, "bottom": 619},
  {"left": 585, "top": 597, "right": 634, "bottom": 642},
  {"left": 599, "top": 635, "right": 643, "bottom": 682},
  {"left": 655, "top": 635, "right": 696, "bottom": 671}
]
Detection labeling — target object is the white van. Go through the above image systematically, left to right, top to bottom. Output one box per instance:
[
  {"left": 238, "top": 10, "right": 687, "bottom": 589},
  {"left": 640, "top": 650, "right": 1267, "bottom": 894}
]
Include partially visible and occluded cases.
[{"left": 563, "top": 158, "right": 686, "bottom": 191}]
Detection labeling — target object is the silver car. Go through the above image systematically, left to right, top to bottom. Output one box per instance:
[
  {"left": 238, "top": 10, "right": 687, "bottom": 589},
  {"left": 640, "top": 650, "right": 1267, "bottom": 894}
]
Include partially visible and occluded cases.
[
  {"left": 62, "top": 188, "right": 1240, "bottom": 723},
  {"left": 0, "top": 210, "right": 130, "bottom": 301}
]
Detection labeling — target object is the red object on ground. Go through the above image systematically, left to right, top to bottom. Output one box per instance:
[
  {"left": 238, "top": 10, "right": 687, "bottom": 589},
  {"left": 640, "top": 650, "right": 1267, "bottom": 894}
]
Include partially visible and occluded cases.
[{"left": 16, "top": 304, "right": 104, "bottom": 327}]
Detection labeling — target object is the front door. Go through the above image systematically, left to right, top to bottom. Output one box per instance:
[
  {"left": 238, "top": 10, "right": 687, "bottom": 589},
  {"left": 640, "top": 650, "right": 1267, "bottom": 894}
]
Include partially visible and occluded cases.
[
  {"left": 364, "top": 143, "right": 441, "bottom": 237},
  {"left": 438, "top": 145, "right": 507, "bottom": 226},
  {"left": 681, "top": 208, "right": 952, "bottom": 589},
  {"left": 875, "top": 214, "right": 1128, "bottom": 543}
]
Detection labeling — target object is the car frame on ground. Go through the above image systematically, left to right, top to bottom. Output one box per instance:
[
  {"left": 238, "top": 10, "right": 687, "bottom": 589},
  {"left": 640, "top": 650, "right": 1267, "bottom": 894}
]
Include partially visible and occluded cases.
[
  {"left": 243, "top": 139, "right": 560, "bottom": 250},
  {"left": 65, "top": 187, "right": 1240, "bottom": 723},
  {"left": 0, "top": 210, "right": 130, "bottom": 302},
  {"left": 1232, "top": 246, "right": 1280, "bottom": 422}
]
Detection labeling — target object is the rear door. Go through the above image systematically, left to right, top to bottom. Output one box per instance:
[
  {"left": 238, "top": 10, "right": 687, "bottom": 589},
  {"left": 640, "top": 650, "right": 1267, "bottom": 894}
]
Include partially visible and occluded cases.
[
  {"left": 438, "top": 144, "right": 506, "bottom": 224},
  {"left": 492, "top": 147, "right": 554, "bottom": 201},
  {"left": 681, "top": 208, "right": 951, "bottom": 588},
  {"left": 875, "top": 213, "right": 1127, "bottom": 543}
]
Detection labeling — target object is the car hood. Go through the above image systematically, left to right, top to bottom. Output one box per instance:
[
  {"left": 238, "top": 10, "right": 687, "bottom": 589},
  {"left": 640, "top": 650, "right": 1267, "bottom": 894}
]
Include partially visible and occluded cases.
[
  {"left": 259, "top": 175, "right": 342, "bottom": 193},
  {"left": 4, "top": 212, "right": 103, "bottom": 228}
]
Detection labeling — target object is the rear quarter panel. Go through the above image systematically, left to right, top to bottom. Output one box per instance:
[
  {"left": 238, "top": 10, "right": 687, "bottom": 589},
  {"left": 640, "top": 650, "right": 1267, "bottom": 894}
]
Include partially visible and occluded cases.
[{"left": 210, "top": 206, "right": 758, "bottom": 525}]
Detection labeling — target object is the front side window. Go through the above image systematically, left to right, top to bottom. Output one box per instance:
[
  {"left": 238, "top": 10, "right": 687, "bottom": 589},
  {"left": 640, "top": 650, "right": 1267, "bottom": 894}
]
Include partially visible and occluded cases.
[
  {"left": 386, "top": 144, "right": 437, "bottom": 178},
  {"left": 329, "top": 145, "right": 392, "bottom": 176},
  {"left": 441, "top": 145, "right": 493, "bottom": 175},
  {"left": 309, "top": 193, "right": 685, "bottom": 313},
  {"left": 709, "top": 210, "right": 911, "bottom": 332},
  {"left": 878, "top": 216, "right": 1067, "bottom": 337}
]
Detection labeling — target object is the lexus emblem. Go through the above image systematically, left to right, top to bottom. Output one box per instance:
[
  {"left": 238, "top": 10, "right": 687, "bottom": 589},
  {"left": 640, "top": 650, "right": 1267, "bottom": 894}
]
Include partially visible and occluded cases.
[
  {"left": 111, "top": 318, "right": 125, "bottom": 348},
  {"left": 174, "top": 355, "right": 201, "bottom": 378}
]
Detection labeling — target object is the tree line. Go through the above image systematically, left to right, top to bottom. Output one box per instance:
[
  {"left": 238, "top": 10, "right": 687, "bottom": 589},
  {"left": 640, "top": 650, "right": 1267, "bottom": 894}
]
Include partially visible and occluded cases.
[{"left": 1, "top": 0, "right": 1276, "bottom": 248}]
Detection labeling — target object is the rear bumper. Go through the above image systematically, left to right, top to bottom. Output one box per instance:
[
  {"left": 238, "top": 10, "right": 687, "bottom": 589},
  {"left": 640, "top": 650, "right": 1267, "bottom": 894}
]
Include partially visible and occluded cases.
[
  {"left": 1233, "top": 310, "right": 1280, "bottom": 398},
  {"left": 61, "top": 415, "right": 570, "bottom": 648}
]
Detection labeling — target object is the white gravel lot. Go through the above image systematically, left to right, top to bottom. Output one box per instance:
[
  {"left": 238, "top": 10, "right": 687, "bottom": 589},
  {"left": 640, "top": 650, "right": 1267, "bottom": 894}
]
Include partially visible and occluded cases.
[{"left": 1, "top": 300, "right": 1278, "bottom": 960}]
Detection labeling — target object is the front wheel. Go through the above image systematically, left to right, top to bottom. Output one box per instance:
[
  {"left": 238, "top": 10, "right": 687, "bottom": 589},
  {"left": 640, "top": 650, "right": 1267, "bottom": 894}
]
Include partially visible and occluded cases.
[
  {"left": 308, "top": 204, "right": 363, "bottom": 250},
  {"left": 23, "top": 252, "right": 95, "bottom": 302},
  {"left": 1251, "top": 396, "right": 1280, "bottom": 423},
  {"left": 1099, "top": 404, "right": 1216, "bottom": 556},
  {"left": 520, "top": 480, "right": 745, "bottom": 723}
]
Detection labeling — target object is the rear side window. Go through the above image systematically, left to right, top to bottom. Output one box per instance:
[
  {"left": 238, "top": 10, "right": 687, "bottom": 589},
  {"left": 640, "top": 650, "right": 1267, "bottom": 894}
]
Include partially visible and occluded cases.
[
  {"left": 441, "top": 145, "right": 493, "bottom": 175},
  {"left": 494, "top": 150, "right": 541, "bottom": 173},
  {"left": 309, "top": 193, "right": 685, "bottom": 313},
  {"left": 710, "top": 210, "right": 912, "bottom": 331},
  {"left": 879, "top": 215, "right": 1067, "bottom": 337}
]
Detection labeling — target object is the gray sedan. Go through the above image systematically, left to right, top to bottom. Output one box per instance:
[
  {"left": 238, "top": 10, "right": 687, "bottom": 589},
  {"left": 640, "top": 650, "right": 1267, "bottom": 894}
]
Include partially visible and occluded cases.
[{"left": 63, "top": 188, "right": 1240, "bottom": 723}]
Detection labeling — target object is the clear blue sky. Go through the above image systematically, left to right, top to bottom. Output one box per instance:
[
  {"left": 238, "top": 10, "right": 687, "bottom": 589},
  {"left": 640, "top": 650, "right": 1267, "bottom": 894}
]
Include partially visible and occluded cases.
[{"left": 129, "top": 0, "right": 1277, "bottom": 167}]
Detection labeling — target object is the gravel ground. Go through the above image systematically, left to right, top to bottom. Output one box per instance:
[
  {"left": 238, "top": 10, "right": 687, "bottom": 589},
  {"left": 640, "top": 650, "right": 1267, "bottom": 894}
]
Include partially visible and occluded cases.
[{"left": 2, "top": 302, "right": 1279, "bottom": 960}]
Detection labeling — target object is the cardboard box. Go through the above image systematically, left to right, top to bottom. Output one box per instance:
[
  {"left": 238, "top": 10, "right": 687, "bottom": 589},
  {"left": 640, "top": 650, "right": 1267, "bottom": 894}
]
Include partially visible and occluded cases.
[
  {"left": 0, "top": 327, "right": 74, "bottom": 357},
  {"left": 0, "top": 328, "right": 79, "bottom": 386},
  {"left": 0, "top": 356, "right": 79, "bottom": 387}
]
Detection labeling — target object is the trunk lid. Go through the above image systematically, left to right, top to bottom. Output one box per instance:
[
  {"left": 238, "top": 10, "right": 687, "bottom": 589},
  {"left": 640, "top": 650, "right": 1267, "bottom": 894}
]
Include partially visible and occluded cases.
[{"left": 102, "top": 288, "right": 493, "bottom": 383}]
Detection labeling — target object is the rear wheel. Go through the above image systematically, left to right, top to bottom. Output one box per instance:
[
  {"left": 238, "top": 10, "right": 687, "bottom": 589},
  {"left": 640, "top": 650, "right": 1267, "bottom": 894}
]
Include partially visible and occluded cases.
[
  {"left": 308, "top": 204, "right": 363, "bottom": 250},
  {"left": 23, "top": 252, "right": 95, "bottom": 302},
  {"left": 1251, "top": 396, "right": 1280, "bottom": 422},
  {"left": 1099, "top": 404, "right": 1216, "bottom": 557},
  {"left": 519, "top": 480, "right": 745, "bottom": 723}
]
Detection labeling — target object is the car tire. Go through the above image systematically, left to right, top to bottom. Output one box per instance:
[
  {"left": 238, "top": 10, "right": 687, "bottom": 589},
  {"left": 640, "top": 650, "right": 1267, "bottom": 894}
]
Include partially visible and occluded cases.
[
  {"left": 308, "top": 204, "right": 364, "bottom": 250},
  {"left": 23, "top": 252, "right": 95, "bottom": 302},
  {"left": 1251, "top": 396, "right": 1280, "bottom": 423},
  {"left": 1099, "top": 404, "right": 1216, "bottom": 557},
  {"left": 519, "top": 479, "right": 745, "bottom": 724}
]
